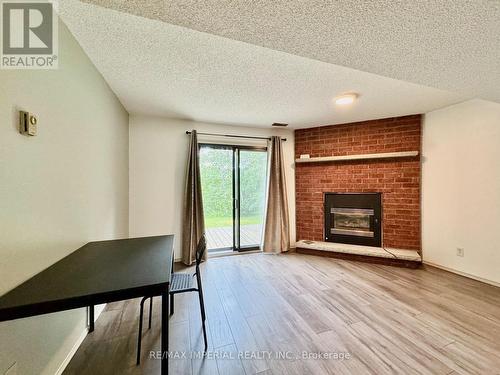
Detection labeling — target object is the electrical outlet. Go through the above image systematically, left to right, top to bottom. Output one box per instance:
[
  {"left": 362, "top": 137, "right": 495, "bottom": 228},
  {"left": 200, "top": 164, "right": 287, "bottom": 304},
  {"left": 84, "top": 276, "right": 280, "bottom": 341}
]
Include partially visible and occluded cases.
[
  {"left": 19, "top": 111, "right": 38, "bottom": 136},
  {"left": 456, "top": 247, "right": 464, "bottom": 257},
  {"left": 5, "top": 362, "right": 17, "bottom": 375}
]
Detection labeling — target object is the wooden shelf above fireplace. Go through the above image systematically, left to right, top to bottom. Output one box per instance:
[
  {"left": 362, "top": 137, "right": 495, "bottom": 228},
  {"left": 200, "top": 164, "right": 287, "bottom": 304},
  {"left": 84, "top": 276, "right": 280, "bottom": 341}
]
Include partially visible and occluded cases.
[{"left": 295, "top": 151, "right": 419, "bottom": 163}]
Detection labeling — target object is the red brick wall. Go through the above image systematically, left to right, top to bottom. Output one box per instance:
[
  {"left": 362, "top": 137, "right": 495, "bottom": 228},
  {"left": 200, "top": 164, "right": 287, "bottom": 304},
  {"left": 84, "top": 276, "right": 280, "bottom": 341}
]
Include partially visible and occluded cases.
[{"left": 295, "top": 115, "right": 421, "bottom": 250}]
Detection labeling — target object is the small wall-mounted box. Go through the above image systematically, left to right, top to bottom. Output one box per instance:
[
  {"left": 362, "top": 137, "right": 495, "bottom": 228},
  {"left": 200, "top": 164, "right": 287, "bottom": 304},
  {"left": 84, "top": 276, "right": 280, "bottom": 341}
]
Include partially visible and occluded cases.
[{"left": 19, "top": 111, "right": 38, "bottom": 136}]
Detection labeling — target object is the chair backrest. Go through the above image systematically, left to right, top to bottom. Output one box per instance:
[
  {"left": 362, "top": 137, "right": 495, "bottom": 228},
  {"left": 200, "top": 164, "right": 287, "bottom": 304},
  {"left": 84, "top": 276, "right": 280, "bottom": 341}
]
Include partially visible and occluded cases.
[{"left": 195, "top": 234, "right": 206, "bottom": 267}]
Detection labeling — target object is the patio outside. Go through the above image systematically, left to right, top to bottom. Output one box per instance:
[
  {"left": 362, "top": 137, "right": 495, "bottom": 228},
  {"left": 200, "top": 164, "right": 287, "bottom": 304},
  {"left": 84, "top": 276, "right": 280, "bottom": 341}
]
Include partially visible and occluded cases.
[{"left": 205, "top": 221, "right": 262, "bottom": 250}]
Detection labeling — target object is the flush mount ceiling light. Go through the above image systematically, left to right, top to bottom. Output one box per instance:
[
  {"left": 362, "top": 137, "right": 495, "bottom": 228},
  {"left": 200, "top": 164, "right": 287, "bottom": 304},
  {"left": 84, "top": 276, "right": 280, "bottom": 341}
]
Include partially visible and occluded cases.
[{"left": 334, "top": 93, "right": 359, "bottom": 106}]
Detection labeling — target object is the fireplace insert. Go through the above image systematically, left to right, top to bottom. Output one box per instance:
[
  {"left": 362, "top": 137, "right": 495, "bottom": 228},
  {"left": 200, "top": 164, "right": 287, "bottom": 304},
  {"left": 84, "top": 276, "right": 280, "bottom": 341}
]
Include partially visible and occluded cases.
[{"left": 324, "top": 193, "right": 382, "bottom": 247}]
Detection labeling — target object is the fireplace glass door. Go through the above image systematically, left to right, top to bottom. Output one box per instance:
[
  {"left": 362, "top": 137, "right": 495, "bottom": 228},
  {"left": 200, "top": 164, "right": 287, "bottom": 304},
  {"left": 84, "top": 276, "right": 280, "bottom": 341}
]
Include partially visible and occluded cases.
[{"left": 331, "top": 208, "right": 374, "bottom": 238}]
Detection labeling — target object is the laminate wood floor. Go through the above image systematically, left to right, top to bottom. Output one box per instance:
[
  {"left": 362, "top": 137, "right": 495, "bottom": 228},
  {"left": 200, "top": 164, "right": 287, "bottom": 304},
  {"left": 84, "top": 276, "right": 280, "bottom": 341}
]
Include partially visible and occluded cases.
[{"left": 63, "top": 252, "right": 500, "bottom": 375}]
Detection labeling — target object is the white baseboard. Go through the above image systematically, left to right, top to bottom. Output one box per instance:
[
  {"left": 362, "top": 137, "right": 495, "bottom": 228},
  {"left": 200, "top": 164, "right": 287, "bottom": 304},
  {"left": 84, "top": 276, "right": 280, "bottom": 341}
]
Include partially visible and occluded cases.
[
  {"left": 423, "top": 260, "right": 500, "bottom": 288},
  {"left": 55, "top": 304, "right": 106, "bottom": 375},
  {"left": 54, "top": 325, "right": 88, "bottom": 375}
]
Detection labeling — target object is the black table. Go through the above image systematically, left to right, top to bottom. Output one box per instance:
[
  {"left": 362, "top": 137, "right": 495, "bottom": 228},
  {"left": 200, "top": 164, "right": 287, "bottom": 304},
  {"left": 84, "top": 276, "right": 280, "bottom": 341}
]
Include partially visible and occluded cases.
[{"left": 0, "top": 235, "right": 174, "bottom": 374}]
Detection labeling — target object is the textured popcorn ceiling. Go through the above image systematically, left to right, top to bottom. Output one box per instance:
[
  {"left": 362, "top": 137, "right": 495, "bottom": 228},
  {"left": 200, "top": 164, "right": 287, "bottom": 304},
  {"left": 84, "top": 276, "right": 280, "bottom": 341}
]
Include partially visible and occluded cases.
[
  {"left": 59, "top": 0, "right": 467, "bottom": 127},
  {"left": 80, "top": 0, "right": 500, "bottom": 104}
]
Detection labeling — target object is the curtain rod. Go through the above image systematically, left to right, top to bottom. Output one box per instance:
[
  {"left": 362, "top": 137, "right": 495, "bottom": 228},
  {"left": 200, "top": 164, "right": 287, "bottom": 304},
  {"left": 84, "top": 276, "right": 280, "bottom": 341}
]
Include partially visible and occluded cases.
[{"left": 185, "top": 131, "right": 286, "bottom": 141}]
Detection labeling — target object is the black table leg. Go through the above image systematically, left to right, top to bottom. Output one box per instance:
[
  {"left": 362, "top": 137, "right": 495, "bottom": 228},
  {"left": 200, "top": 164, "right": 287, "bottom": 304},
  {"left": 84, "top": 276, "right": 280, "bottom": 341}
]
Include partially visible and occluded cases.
[
  {"left": 161, "top": 288, "right": 169, "bottom": 375},
  {"left": 88, "top": 305, "right": 94, "bottom": 333}
]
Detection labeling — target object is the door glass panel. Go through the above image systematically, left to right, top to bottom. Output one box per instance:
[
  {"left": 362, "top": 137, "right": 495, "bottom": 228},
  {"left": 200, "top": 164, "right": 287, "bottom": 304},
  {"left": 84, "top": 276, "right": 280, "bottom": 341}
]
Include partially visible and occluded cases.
[
  {"left": 199, "top": 146, "right": 233, "bottom": 251},
  {"left": 239, "top": 150, "right": 268, "bottom": 248},
  {"left": 331, "top": 208, "right": 374, "bottom": 238}
]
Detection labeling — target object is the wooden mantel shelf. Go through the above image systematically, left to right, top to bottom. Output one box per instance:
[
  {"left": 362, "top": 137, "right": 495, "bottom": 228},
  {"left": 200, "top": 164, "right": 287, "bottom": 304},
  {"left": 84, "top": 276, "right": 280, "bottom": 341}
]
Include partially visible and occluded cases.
[{"left": 295, "top": 151, "right": 419, "bottom": 163}]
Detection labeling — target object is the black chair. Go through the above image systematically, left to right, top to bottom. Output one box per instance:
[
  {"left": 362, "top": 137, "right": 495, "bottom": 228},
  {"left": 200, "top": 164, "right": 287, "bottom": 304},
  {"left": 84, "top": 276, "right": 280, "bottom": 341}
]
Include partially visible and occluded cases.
[{"left": 136, "top": 235, "right": 208, "bottom": 365}]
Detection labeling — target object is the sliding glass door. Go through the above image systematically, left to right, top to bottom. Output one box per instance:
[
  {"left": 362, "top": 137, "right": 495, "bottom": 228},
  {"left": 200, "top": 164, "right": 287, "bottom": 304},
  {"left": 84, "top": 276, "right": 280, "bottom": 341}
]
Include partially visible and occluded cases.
[
  {"left": 199, "top": 144, "right": 267, "bottom": 252},
  {"left": 199, "top": 145, "right": 234, "bottom": 250},
  {"left": 238, "top": 150, "right": 268, "bottom": 248}
]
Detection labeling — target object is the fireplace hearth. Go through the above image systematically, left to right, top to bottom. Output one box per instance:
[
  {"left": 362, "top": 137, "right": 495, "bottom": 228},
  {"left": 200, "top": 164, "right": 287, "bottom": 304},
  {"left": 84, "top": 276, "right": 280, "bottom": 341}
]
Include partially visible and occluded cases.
[{"left": 324, "top": 193, "right": 382, "bottom": 247}]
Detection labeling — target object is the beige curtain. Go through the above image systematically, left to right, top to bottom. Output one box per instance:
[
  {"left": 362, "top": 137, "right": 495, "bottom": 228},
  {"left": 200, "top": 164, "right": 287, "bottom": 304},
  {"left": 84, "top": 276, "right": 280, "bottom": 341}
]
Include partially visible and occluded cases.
[
  {"left": 182, "top": 130, "right": 206, "bottom": 265},
  {"left": 262, "top": 136, "right": 290, "bottom": 253}
]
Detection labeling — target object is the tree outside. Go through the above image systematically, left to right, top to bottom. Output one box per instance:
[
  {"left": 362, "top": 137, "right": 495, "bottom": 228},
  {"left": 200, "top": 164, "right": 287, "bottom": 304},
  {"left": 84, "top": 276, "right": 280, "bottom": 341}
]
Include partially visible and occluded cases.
[{"left": 200, "top": 146, "right": 267, "bottom": 228}]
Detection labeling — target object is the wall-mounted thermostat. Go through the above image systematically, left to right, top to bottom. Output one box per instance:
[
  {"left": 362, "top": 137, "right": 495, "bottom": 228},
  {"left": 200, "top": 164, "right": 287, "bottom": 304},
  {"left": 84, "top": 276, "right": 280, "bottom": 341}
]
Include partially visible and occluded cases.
[{"left": 19, "top": 111, "right": 38, "bottom": 136}]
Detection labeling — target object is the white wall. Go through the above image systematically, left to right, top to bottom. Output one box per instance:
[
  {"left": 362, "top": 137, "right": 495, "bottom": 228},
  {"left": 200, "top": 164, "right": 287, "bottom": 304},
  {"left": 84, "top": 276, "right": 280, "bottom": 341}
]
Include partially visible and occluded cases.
[
  {"left": 0, "top": 20, "right": 129, "bottom": 375},
  {"left": 422, "top": 99, "right": 500, "bottom": 285},
  {"left": 129, "top": 115, "right": 296, "bottom": 259}
]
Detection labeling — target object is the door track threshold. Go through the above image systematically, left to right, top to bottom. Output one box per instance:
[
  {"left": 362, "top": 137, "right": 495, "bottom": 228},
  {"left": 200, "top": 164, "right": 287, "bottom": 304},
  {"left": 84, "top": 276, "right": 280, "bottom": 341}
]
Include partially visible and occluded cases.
[{"left": 209, "top": 249, "right": 262, "bottom": 258}]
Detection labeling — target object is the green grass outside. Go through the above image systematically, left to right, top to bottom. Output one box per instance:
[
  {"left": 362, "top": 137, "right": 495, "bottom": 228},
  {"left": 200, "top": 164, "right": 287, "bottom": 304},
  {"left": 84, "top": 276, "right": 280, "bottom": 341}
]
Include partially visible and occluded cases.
[{"left": 204, "top": 215, "right": 262, "bottom": 228}]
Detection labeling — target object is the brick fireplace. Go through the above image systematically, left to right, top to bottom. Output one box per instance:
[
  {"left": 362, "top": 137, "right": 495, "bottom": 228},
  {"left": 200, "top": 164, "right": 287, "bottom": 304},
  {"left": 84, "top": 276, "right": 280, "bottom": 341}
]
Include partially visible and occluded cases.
[{"left": 295, "top": 115, "right": 421, "bottom": 252}]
